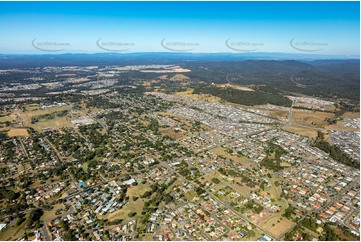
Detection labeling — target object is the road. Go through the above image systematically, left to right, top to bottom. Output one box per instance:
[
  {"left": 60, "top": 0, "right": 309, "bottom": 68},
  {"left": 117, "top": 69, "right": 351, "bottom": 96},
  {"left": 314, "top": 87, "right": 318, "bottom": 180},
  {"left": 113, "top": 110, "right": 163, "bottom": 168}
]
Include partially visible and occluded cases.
[
  {"left": 282, "top": 96, "right": 327, "bottom": 131},
  {"left": 285, "top": 100, "right": 294, "bottom": 126},
  {"left": 18, "top": 137, "right": 29, "bottom": 157},
  {"left": 44, "top": 137, "right": 80, "bottom": 191},
  {"left": 342, "top": 208, "right": 354, "bottom": 227},
  {"left": 41, "top": 224, "right": 51, "bottom": 241}
]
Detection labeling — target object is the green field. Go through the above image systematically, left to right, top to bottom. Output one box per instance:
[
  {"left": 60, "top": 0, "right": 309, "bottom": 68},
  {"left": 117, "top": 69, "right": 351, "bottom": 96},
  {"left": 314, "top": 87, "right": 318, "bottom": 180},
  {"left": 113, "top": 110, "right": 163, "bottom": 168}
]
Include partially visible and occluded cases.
[{"left": 0, "top": 115, "right": 13, "bottom": 123}]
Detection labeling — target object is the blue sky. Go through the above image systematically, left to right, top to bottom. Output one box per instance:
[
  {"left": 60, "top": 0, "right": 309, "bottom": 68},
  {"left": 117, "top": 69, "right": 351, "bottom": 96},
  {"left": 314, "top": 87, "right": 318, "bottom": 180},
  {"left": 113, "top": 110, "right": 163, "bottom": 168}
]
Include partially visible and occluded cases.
[{"left": 0, "top": 1, "right": 359, "bottom": 55}]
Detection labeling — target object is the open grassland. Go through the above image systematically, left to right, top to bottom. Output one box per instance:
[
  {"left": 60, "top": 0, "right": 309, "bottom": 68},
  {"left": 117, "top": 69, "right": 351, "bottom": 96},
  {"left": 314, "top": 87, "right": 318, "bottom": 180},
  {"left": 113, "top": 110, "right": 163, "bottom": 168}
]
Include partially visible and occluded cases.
[
  {"left": 170, "top": 74, "right": 190, "bottom": 80},
  {"left": 214, "top": 83, "right": 255, "bottom": 92},
  {"left": 176, "top": 88, "right": 224, "bottom": 104},
  {"left": 294, "top": 102, "right": 336, "bottom": 112},
  {"left": 12, "top": 104, "right": 106, "bottom": 132},
  {"left": 23, "top": 104, "right": 39, "bottom": 111},
  {"left": 13, "top": 105, "right": 74, "bottom": 131},
  {"left": 20, "top": 105, "right": 72, "bottom": 119},
  {"left": 267, "top": 110, "right": 289, "bottom": 122},
  {"left": 291, "top": 110, "right": 335, "bottom": 128},
  {"left": 156, "top": 111, "right": 210, "bottom": 134},
  {"left": 156, "top": 111, "right": 193, "bottom": 124},
  {"left": 342, "top": 112, "right": 360, "bottom": 119},
  {"left": 0, "top": 115, "right": 14, "bottom": 123},
  {"left": 32, "top": 117, "right": 74, "bottom": 131},
  {"left": 325, "top": 123, "right": 358, "bottom": 131},
  {"left": 283, "top": 125, "right": 318, "bottom": 139},
  {"left": 160, "top": 127, "right": 185, "bottom": 140},
  {"left": 7, "top": 128, "right": 29, "bottom": 137},
  {"left": 210, "top": 147, "right": 256, "bottom": 168},
  {"left": 82, "top": 162, "right": 89, "bottom": 172},
  {"left": 15, "top": 164, "right": 25, "bottom": 174},
  {"left": 202, "top": 171, "right": 253, "bottom": 196},
  {"left": 256, "top": 176, "right": 294, "bottom": 238},
  {"left": 30, "top": 177, "right": 61, "bottom": 189},
  {"left": 264, "top": 177, "right": 289, "bottom": 210},
  {"left": 99, "top": 183, "right": 151, "bottom": 223},
  {"left": 127, "top": 183, "right": 151, "bottom": 198},
  {"left": 99, "top": 196, "right": 144, "bottom": 222},
  {"left": 42, "top": 204, "right": 65, "bottom": 223},
  {"left": 249, "top": 210, "right": 294, "bottom": 239},
  {"left": 0, "top": 212, "right": 30, "bottom": 241},
  {"left": 267, "top": 218, "right": 295, "bottom": 238},
  {"left": 0, "top": 223, "right": 26, "bottom": 241},
  {"left": 333, "top": 227, "right": 360, "bottom": 241},
  {"left": 139, "top": 233, "right": 154, "bottom": 241}
]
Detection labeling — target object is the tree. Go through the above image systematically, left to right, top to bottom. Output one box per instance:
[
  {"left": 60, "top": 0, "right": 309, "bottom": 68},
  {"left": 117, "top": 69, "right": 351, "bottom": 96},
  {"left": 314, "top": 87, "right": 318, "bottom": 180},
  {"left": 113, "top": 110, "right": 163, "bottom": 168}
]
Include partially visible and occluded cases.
[
  {"left": 313, "top": 131, "right": 358, "bottom": 168},
  {"left": 211, "top": 178, "right": 220, "bottom": 184},
  {"left": 26, "top": 208, "right": 43, "bottom": 229},
  {"left": 247, "top": 230, "right": 256, "bottom": 238}
]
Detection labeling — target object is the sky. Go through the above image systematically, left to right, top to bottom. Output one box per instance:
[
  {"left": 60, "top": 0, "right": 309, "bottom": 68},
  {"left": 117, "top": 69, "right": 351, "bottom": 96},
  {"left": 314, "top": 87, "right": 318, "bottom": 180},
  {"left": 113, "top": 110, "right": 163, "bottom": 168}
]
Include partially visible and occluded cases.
[{"left": 0, "top": 1, "right": 359, "bottom": 55}]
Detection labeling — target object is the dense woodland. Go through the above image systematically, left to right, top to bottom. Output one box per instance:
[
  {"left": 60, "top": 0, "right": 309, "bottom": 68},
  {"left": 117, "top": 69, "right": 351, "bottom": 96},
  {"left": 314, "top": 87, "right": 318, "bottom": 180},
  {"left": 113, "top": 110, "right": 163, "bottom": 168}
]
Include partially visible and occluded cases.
[
  {"left": 0, "top": 54, "right": 359, "bottom": 101},
  {"left": 193, "top": 85, "right": 293, "bottom": 107},
  {"left": 313, "top": 131, "right": 359, "bottom": 169}
]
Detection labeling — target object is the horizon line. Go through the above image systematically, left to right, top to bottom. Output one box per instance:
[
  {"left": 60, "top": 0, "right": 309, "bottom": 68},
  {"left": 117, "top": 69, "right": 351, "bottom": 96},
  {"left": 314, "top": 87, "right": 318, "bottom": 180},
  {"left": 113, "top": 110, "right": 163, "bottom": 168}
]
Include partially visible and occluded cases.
[{"left": 0, "top": 51, "right": 359, "bottom": 58}]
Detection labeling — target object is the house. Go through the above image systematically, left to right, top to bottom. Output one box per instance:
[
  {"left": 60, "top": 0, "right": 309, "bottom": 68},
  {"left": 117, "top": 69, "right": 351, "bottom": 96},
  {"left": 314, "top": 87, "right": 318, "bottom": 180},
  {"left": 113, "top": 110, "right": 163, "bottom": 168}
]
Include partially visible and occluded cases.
[
  {"left": 123, "top": 178, "right": 136, "bottom": 186},
  {"left": 79, "top": 181, "right": 87, "bottom": 188},
  {"left": 0, "top": 224, "right": 6, "bottom": 231},
  {"left": 34, "top": 230, "right": 42, "bottom": 241},
  {"left": 259, "top": 235, "right": 272, "bottom": 241}
]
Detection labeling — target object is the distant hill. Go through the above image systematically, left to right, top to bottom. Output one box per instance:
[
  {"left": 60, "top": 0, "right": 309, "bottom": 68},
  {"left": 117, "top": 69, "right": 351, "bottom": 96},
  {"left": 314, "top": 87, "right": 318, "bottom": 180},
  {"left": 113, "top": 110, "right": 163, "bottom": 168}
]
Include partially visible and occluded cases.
[
  {"left": 0, "top": 52, "right": 358, "bottom": 69},
  {"left": 0, "top": 53, "right": 358, "bottom": 100},
  {"left": 184, "top": 60, "right": 360, "bottom": 100},
  {"left": 170, "top": 74, "right": 190, "bottom": 81},
  {"left": 157, "top": 75, "right": 168, "bottom": 80}
]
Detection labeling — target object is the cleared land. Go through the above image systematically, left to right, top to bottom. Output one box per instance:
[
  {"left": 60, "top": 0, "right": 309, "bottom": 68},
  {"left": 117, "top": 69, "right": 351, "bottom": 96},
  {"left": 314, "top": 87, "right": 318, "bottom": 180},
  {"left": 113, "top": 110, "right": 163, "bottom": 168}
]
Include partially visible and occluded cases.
[
  {"left": 170, "top": 74, "right": 190, "bottom": 80},
  {"left": 214, "top": 83, "right": 255, "bottom": 92},
  {"left": 176, "top": 88, "right": 224, "bottom": 104},
  {"left": 294, "top": 102, "right": 336, "bottom": 112},
  {"left": 10, "top": 104, "right": 104, "bottom": 131},
  {"left": 23, "top": 104, "right": 39, "bottom": 111},
  {"left": 13, "top": 105, "right": 74, "bottom": 131},
  {"left": 267, "top": 110, "right": 289, "bottom": 122},
  {"left": 291, "top": 110, "right": 335, "bottom": 128},
  {"left": 156, "top": 111, "right": 210, "bottom": 133},
  {"left": 342, "top": 112, "right": 360, "bottom": 119},
  {"left": 0, "top": 115, "right": 13, "bottom": 123},
  {"left": 325, "top": 124, "right": 358, "bottom": 131},
  {"left": 283, "top": 125, "right": 318, "bottom": 139},
  {"left": 7, "top": 128, "right": 29, "bottom": 137},
  {"left": 159, "top": 128, "right": 185, "bottom": 140},
  {"left": 210, "top": 147, "right": 255, "bottom": 168},
  {"left": 203, "top": 171, "right": 253, "bottom": 196},
  {"left": 258, "top": 176, "right": 294, "bottom": 238},
  {"left": 264, "top": 177, "right": 289, "bottom": 210},
  {"left": 99, "top": 183, "right": 151, "bottom": 223},
  {"left": 42, "top": 204, "right": 65, "bottom": 222},
  {"left": 249, "top": 210, "right": 294, "bottom": 239},
  {"left": 267, "top": 218, "right": 295, "bottom": 238},
  {"left": 0, "top": 222, "right": 26, "bottom": 241},
  {"left": 139, "top": 233, "right": 154, "bottom": 241}
]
